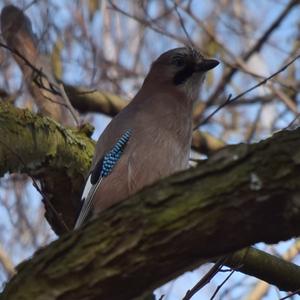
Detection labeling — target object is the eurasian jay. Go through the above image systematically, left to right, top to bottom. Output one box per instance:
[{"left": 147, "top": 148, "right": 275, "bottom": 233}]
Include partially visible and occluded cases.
[{"left": 75, "top": 47, "right": 219, "bottom": 229}]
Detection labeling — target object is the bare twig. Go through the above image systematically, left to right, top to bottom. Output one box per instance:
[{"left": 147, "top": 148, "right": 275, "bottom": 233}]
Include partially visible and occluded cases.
[
  {"left": 205, "top": 0, "right": 299, "bottom": 108},
  {"left": 108, "top": 1, "right": 187, "bottom": 44},
  {"left": 173, "top": 3, "right": 195, "bottom": 47},
  {"left": 0, "top": 6, "right": 76, "bottom": 125},
  {"left": 0, "top": 41, "right": 81, "bottom": 127},
  {"left": 0, "top": 42, "right": 55, "bottom": 92},
  {"left": 194, "top": 54, "right": 300, "bottom": 129},
  {"left": 59, "top": 83, "right": 80, "bottom": 125},
  {"left": 182, "top": 256, "right": 228, "bottom": 300},
  {"left": 210, "top": 270, "right": 235, "bottom": 300},
  {"left": 279, "top": 288, "right": 300, "bottom": 300}
]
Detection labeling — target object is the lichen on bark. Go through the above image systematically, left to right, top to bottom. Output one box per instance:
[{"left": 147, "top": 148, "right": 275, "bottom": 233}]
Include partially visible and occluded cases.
[{"left": 0, "top": 102, "right": 95, "bottom": 234}]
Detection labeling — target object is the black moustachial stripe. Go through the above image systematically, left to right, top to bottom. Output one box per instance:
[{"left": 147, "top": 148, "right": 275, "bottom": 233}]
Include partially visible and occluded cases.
[{"left": 173, "top": 64, "right": 195, "bottom": 85}]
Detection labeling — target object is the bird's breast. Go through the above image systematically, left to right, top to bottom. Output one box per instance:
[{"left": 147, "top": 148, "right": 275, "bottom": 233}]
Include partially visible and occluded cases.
[
  {"left": 92, "top": 106, "right": 192, "bottom": 215},
  {"left": 126, "top": 124, "right": 191, "bottom": 193}
]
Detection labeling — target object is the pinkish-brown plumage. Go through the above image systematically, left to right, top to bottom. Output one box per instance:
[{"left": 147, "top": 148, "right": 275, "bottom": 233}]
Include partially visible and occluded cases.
[{"left": 75, "top": 47, "right": 219, "bottom": 228}]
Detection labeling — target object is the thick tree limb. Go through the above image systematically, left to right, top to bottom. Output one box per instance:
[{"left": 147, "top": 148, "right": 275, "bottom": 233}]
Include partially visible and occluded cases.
[
  {"left": 63, "top": 84, "right": 127, "bottom": 116},
  {"left": 0, "top": 102, "right": 94, "bottom": 234},
  {"left": 1, "top": 127, "right": 300, "bottom": 299}
]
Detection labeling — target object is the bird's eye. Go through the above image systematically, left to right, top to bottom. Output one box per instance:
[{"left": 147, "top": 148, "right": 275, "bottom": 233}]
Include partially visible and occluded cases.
[{"left": 172, "top": 57, "right": 185, "bottom": 68}]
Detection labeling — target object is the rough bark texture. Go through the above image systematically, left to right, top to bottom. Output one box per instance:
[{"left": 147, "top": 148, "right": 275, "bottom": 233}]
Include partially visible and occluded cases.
[
  {"left": 0, "top": 102, "right": 94, "bottom": 234},
  {"left": 1, "top": 127, "right": 300, "bottom": 300}
]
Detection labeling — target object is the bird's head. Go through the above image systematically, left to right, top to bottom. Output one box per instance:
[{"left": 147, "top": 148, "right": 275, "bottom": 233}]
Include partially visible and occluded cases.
[{"left": 145, "top": 47, "right": 219, "bottom": 101}]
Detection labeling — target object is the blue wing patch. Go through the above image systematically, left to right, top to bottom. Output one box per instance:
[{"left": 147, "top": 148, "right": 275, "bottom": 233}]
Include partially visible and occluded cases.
[
  {"left": 74, "top": 129, "right": 132, "bottom": 229},
  {"left": 90, "top": 129, "right": 132, "bottom": 183},
  {"left": 100, "top": 129, "right": 132, "bottom": 177}
]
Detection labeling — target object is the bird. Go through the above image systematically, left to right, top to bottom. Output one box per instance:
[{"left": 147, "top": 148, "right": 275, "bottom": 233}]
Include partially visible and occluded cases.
[{"left": 74, "top": 47, "right": 219, "bottom": 229}]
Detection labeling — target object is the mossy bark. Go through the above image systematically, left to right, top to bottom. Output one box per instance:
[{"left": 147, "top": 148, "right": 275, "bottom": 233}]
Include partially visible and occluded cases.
[
  {"left": 0, "top": 102, "right": 95, "bottom": 234},
  {"left": 1, "top": 127, "right": 300, "bottom": 300}
]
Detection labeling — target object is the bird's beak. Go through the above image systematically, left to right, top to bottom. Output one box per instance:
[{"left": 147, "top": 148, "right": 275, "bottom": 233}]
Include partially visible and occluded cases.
[{"left": 195, "top": 59, "right": 219, "bottom": 72}]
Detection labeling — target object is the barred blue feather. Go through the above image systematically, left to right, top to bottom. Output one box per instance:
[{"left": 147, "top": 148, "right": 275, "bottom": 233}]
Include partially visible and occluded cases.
[
  {"left": 74, "top": 129, "right": 132, "bottom": 229},
  {"left": 100, "top": 129, "right": 132, "bottom": 177}
]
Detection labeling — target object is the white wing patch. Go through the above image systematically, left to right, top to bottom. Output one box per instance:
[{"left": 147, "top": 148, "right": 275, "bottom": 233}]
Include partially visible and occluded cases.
[{"left": 74, "top": 175, "right": 103, "bottom": 229}]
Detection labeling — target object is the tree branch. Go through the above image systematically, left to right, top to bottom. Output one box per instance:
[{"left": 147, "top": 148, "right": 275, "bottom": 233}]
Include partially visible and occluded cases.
[
  {"left": 63, "top": 84, "right": 127, "bottom": 116},
  {"left": 0, "top": 102, "right": 94, "bottom": 234},
  {"left": 2, "top": 127, "right": 300, "bottom": 299},
  {"left": 245, "top": 239, "right": 300, "bottom": 300}
]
